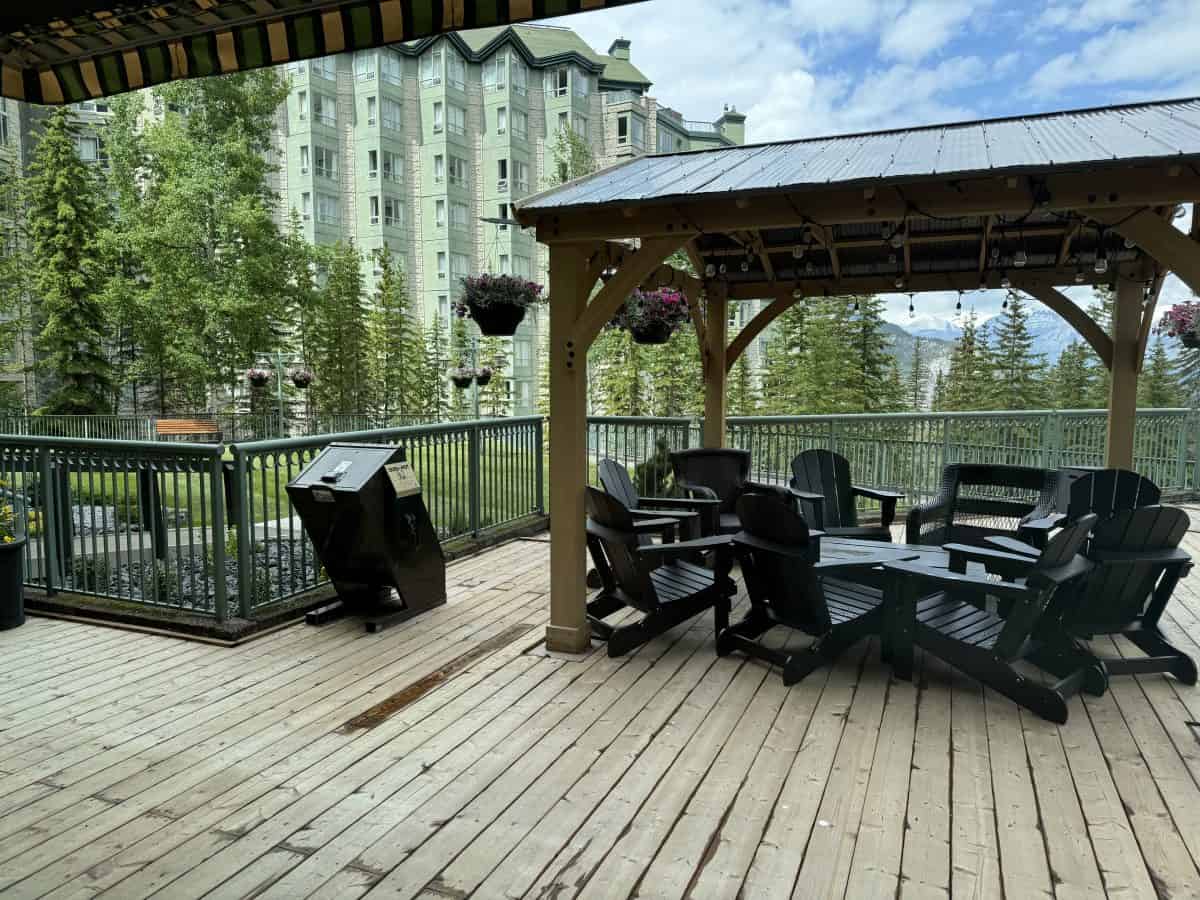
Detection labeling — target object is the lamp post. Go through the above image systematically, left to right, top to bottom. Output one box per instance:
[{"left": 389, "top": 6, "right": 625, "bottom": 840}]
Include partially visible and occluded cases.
[{"left": 249, "top": 350, "right": 310, "bottom": 431}]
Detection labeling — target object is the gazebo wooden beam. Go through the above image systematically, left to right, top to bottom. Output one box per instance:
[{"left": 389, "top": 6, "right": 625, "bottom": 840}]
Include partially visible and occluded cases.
[
  {"left": 531, "top": 169, "right": 1200, "bottom": 243},
  {"left": 1095, "top": 207, "right": 1200, "bottom": 297},
  {"left": 1107, "top": 265, "right": 1146, "bottom": 469},
  {"left": 1138, "top": 266, "right": 1167, "bottom": 369},
  {"left": 722, "top": 267, "right": 1114, "bottom": 300},
  {"left": 1012, "top": 277, "right": 1113, "bottom": 369},
  {"left": 703, "top": 282, "right": 729, "bottom": 447},
  {"left": 726, "top": 290, "right": 796, "bottom": 371}
]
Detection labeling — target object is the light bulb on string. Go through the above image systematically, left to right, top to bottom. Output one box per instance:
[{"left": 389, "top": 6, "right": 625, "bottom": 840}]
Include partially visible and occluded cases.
[
  {"left": 1094, "top": 227, "right": 1109, "bottom": 275},
  {"left": 740, "top": 259, "right": 750, "bottom": 273},
  {"left": 704, "top": 262, "right": 716, "bottom": 278},
  {"left": 718, "top": 263, "right": 727, "bottom": 275},
  {"left": 1074, "top": 268, "right": 1086, "bottom": 284},
  {"left": 1000, "top": 270, "right": 1011, "bottom": 289},
  {"left": 955, "top": 290, "right": 963, "bottom": 313},
  {"left": 908, "top": 292, "right": 915, "bottom": 317},
  {"left": 1002, "top": 294, "right": 1008, "bottom": 310},
  {"left": 853, "top": 298, "right": 860, "bottom": 312}
]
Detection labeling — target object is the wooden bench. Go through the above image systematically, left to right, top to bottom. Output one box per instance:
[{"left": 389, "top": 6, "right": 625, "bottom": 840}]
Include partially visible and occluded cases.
[{"left": 154, "top": 418, "right": 222, "bottom": 442}]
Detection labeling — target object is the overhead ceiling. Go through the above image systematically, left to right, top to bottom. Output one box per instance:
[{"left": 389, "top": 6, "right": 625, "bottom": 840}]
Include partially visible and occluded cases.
[{"left": 0, "top": 0, "right": 650, "bottom": 104}]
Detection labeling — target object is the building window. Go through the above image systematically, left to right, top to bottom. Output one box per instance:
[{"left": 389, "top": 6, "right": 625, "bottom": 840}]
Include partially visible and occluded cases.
[
  {"left": 421, "top": 49, "right": 442, "bottom": 86},
  {"left": 381, "top": 52, "right": 403, "bottom": 85},
  {"left": 446, "top": 52, "right": 466, "bottom": 90},
  {"left": 483, "top": 53, "right": 506, "bottom": 91},
  {"left": 355, "top": 54, "right": 376, "bottom": 81},
  {"left": 311, "top": 56, "right": 336, "bottom": 81},
  {"left": 512, "top": 59, "right": 527, "bottom": 95},
  {"left": 549, "top": 66, "right": 568, "bottom": 97},
  {"left": 573, "top": 68, "right": 590, "bottom": 97},
  {"left": 298, "top": 90, "right": 308, "bottom": 121},
  {"left": 312, "top": 92, "right": 335, "bottom": 127},
  {"left": 366, "top": 96, "right": 377, "bottom": 126},
  {"left": 382, "top": 98, "right": 402, "bottom": 131},
  {"left": 432, "top": 101, "right": 444, "bottom": 133},
  {"left": 447, "top": 104, "right": 466, "bottom": 136},
  {"left": 496, "top": 106, "right": 507, "bottom": 134},
  {"left": 0, "top": 108, "right": 8, "bottom": 146},
  {"left": 511, "top": 109, "right": 528, "bottom": 140},
  {"left": 557, "top": 111, "right": 568, "bottom": 132},
  {"left": 573, "top": 113, "right": 587, "bottom": 135},
  {"left": 618, "top": 114, "right": 628, "bottom": 145},
  {"left": 631, "top": 115, "right": 646, "bottom": 149},
  {"left": 657, "top": 128, "right": 680, "bottom": 153},
  {"left": 75, "top": 135, "right": 107, "bottom": 165},
  {"left": 299, "top": 145, "right": 310, "bottom": 175},
  {"left": 314, "top": 145, "right": 336, "bottom": 179},
  {"left": 367, "top": 149, "right": 378, "bottom": 178},
  {"left": 382, "top": 150, "right": 402, "bottom": 182},
  {"left": 433, "top": 154, "right": 445, "bottom": 183},
  {"left": 448, "top": 155, "right": 467, "bottom": 187},
  {"left": 497, "top": 158, "right": 508, "bottom": 191},
  {"left": 514, "top": 160, "right": 529, "bottom": 192},
  {"left": 300, "top": 192, "right": 311, "bottom": 220},
  {"left": 316, "top": 192, "right": 339, "bottom": 224},
  {"left": 369, "top": 195, "right": 380, "bottom": 225},
  {"left": 384, "top": 196, "right": 403, "bottom": 227},
  {"left": 435, "top": 199, "right": 446, "bottom": 227},
  {"left": 450, "top": 201, "right": 469, "bottom": 231},
  {"left": 497, "top": 203, "right": 509, "bottom": 230},
  {"left": 437, "top": 251, "right": 447, "bottom": 279},
  {"left": 450, "top": 252, "right": 470, "bottom": 281},
  {"left": 499, "top": 254, "right": 511, "bottom": 274},
  {"left": 514, "top": 255, "right": 532, "bottom": 278},
  {"left": 438, "top": 295, "right": 450, "bottom": 325},
  {"left": 515, "top": 340, "right": 532, "bottom": 367}
]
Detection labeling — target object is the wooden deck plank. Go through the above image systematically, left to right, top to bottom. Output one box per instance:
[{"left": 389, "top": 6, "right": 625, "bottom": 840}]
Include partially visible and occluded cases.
[{"left": 948, "top": 673, "right": 1002, "bottom": 900}]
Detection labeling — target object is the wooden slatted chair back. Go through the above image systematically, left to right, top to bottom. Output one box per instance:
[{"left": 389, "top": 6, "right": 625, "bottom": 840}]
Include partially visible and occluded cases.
[
  {"left": 669, "top": 448, "right": 751, "bottom": 515},
  {"left": 790, "top": 449, "right": 856, "bottom": 528},
  {"left": 597, "top": 459, "right": 639, "bottom": 509},
  {"left": 1066, "top": 469, "right": 1160, "bottom": 522},
  {"left": 585, "top": 486, "right": 657, "bottom": 609},
  {"left": 734, "top": 489, "right": 825, "bottom": 631},
  {"left": 1075, "top": 505, "right": 1189, "bottom": 629},
  {"left": 992, "top": 513, "right": 1096, "bottom": 659}
]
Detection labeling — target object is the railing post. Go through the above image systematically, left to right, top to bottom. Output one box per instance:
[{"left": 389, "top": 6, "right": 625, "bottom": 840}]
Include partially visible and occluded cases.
[
  {"left": 1175, "top": 413, "right": 1188, "bottom": 491},
  {"left": 941, "top": 415, "right": 952, "bottom": 469},
  {"left": 535, "top": 417, "right": 546, "bottom": 515},
  {"left": 828, "top": 419, "right": 837, "bottom": 453},
  {"left": 469, "top": 421, "right": 481, "bottom": 536},
  {"left": 38, "top": 446, "right": 59, "bottom": 594},
  {"left": 233, "top": 447, "right": 253, "bottom": 618},
  {"left": 209, "top": 454, "right": 228, "bottom": 621}
]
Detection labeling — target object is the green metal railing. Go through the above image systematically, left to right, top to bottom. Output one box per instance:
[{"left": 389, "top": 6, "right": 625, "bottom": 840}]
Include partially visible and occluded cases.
[{"left": 0, "top": 417, "right": 545, "bottom": 621}]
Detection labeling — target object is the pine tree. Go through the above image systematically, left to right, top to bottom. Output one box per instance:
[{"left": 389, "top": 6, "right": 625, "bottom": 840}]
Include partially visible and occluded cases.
[
  {"left": 25, "top": 107, "right": 113, "bottom": 413},
  {"left": 551, "top": 127, "right": 596, "bottom": 187},
  {"left": 0, "top": 156, "right": 30, "bottom": 412},
  {"left": 309, "top": 242, "right": 369, "bottom": 414},
  {"left": 367, "top": 247, "right": 423, "bottom": 419},
  {"left": 1086, "top": 286, "right": 1115, "bottom": 407},
  {"left": 990, "top": 291, "right": 1047, "bottom": 410},
  {"left": 843, "top": 294, "right": 895, "bottom": 412},
  {"left": 802, "top": 298, "right": 855, "bottom": 413},
  {"left": 761, "top": 302, "right": 808, "bottom": 414},
  {"left": 938, "top": 311, "right": 994, "bottom": 411},
  {"left": 422, "top": 314, "right": 449, "bottom": 420},
  {"left": 448, "top": 314, "right": 473, "bottom": 418},
  {"left": 647, "top": 323, "right": 702, "bottom": 416},
  {"left": 592, "top": 326, "right": 648, "bottom": 415},
  {"left": 477, "top": 335, "right": 509, "bottom": 416},
  {"left": 906, "top": 336, "right": 931, "bottom": 411},
  {"left": 1050, "top": 341, "right": 1098, "bottom": 409},
  {"left": 1139, "top": 341, "right": 1183, "bottom": 407},
  {"left": 931, "top": 369, "right": 947, "bottom": 410}
]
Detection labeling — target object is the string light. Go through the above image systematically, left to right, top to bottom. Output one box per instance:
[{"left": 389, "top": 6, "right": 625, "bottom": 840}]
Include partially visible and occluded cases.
[
  {"left": 889, "top": 222, "right": 907, "bottom": 250},
  {"left": 1094, "top": 227, "right": 1109, "bottom": 275},
  {"left": 792, "top": 244, "right": 805, "bottom": 260},
  {"left": 1013, "top": 248, "right": 1028, "bottom": 268},
  {"left": 740, "top": 259, "right": 750, "bottom": 272},
  {"left": 704, "top": 262, "right": 716, "bottom": 278},
  {"left": 718, "top": 263, "right": 728, "bottom": 275},
  {"left": 1074, "top": 268, "right": 1086, "bottom": 284},
  {"left": 1000, "top": 270, "right": 1011, "bottom": 289},
  {"left": 894, "top": 276, "right": 905, "bottom": 290},
  {"left": 792, "top": 286, "right": 803, "bottom": 299},
  {"left": 955, "top": 290, "right": 963, "bottom": 312},
  {"left": 908, "top": 292, "right": 915, "bottom": 317},
  {"left": 853, "top": 298, "right": 860, "bottom": 312}
]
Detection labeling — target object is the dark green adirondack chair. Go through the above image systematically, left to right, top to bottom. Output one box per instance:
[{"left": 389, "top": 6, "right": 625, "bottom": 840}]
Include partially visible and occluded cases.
[
  {"left": 669, "top": 448, "right": 756, "bottom": 535},
  {"left": 789, "top": 449, "right": 901, "bottom": 542},
  {"left": 597, "top": 458, "right": 709, "bottom": 541},
  {"left": 1017, "top": 468, "right": 1161, "bottom": 547},
  {"left": 584, "top": 487, "right": 736, "bottom": 657},
  {"left": 717, "top": 489, "right": 893, "bottom": 684},
  {"left": 883, "top": 513, "right": 1099, "bottom": 723}
]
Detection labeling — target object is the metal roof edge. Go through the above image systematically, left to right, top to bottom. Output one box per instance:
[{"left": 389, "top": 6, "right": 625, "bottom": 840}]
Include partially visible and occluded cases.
[{"left": 513, "top": 152, "right": 648, "bottom": 215}]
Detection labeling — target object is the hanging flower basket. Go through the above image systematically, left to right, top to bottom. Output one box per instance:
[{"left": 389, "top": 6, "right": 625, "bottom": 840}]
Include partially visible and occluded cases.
[
  {"left": 454, "top": 274, "right": 545, "bottom": 336},
  {"left": 609, "top": 287, "right": 690, "bottom": 345},
  {"left": 1157, "top": 302, "right": 1200, "bottom": 349},
  {"left": 449, "top": 366, "right": 476, "bottom": 389},
  {"left": 475, "top": 366, "right": 494, "bottom": 387},
  {"left": 246, "top": 367, "right": 272, "bottom": 388},
  {"left": 290, "top": 369, "right": 314, "bottom": 389},
  {"left": 0, "top": 493, "right": 27, "bottom": 630}
]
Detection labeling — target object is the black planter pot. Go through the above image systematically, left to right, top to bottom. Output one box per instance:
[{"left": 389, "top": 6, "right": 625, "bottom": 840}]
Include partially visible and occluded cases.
[
  {"left": 467, "top": 301, "right": 527, "bottom": 336},
  {"left": 629, "top": 320, "right": 675, "bottom": 345},
  {"left": 1182, "top": 333, "right": 1200, "bottom": 349},
  {"left": 475, "top": 372, "right": 493, "bottom": 387},
  {"left": 450, "top": 375, "right": 474, "bottom": 390},
  {"left": 248, "top": 376, "right": 271, "bottom": 389},
  {"left": 0, "top": 539, "right": 25, "bottom": 630}
]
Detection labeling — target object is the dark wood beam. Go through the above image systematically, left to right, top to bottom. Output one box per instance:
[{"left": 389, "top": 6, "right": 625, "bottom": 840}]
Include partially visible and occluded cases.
[
  {"left": 1096, "top": 207, "right": 1200, "bottom": 297},
  {"left": 1057, "top": 221, "right": 1080, "bottom": 267},
  {"left": 1012, "top": 277, "right": 1113, "bottom": 369},
  {"left": 726, "top": 290, "right": 796, "bottom": 371}
]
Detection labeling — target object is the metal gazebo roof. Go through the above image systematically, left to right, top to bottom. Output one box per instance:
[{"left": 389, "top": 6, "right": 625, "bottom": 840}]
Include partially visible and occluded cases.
[{"left": 0, "top": 0, "right": 649, "bottom": 105}]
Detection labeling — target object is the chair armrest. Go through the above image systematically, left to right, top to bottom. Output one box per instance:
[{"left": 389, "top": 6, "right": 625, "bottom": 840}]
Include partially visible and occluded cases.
[
  {"left": 675, "top": 479, "right": 719, "bottom": 502},
  {"left": 853, "top": 485, "right": 904, "bottom": 502},
  {"left": 787, "top": 488, "right": 825, "bottom": 502},
  {"left": 638, "top": 496, "right": 720, "bottom": 510},
  {"left": 905, "top": 498, "right": 950, "bottom": 545},
  {"left": 631, "top": 507, "right": 699, "bottom": 522},
  {"left": 1016, "top": 513, "right": 1066, "bottom": 544},
  {"left": 630, "top": 517, "right": 679, "bottom": 537},
  {"left": 733, "top": 530, "right": 820, "bottom": 560},
  {"left": 638, "top": 535, "right": 733, "bottom": 556},
  {"left": 984, "top": 535, "right": 1041, "bottom": 557},
  {"left": 944, "top": 542, "right": 1038, "bottom": 579},
  {"left": 1090, "top": 547, "right": 1192, "bottom": 566},
  {"left": 883, "top": 560, "right": 1033, "bottom": 603}
]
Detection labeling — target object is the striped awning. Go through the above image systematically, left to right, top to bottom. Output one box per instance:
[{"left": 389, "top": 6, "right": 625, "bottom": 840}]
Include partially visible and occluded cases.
[{"left": 0, "top": 0, "right": 648, "bottom": 105}]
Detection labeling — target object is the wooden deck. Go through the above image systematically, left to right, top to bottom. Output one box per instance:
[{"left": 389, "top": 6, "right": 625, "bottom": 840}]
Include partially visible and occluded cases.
[{"left": 2, "top": 523, "right": 1200, "bottom": 899}]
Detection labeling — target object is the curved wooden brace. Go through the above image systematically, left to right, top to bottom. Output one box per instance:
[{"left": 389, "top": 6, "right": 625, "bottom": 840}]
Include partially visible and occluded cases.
[
  {"left": 1096, "top": 207, "right": 1200, "bottom": 297},
  {"left": 567, "top": 235, "right": 692, "bottom": 352},
  {"left": 1012, "top": 277, "right": 1113, "bottom": 370},
  {"left": 725, "top": 290, "right": 797, "bottom": 373}
]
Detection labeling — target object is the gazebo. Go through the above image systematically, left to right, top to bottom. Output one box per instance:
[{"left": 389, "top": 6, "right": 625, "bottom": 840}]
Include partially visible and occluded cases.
[{"left": 514, "top": 97, "right": 1200, "bottom": 653}]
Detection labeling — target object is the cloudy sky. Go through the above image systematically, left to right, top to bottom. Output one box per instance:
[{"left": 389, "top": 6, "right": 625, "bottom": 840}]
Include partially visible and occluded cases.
[{"left": 549, "top": 0, "right": 1200, "bottom": 325}]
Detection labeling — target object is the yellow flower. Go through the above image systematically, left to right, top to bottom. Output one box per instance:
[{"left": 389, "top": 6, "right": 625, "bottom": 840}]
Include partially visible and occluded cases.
[{"left": 2, "top": 536, "right": 13, "bottom": 544}]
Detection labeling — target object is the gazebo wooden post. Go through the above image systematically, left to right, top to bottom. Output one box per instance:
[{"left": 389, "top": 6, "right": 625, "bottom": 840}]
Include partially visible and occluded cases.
[
  {"left": 546, "top": 243, "right": 593, "bottom": 654},
  {"left": 1106, "top": 267, "right": 1143, "bottom": 469},
  {"left": 703, "top": 282, "right": 728, "bottom": 448}
]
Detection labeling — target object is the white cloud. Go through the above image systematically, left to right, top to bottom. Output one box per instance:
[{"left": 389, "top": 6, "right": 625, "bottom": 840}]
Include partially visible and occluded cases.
[
  {"left": 879, "top": 0, "right": 979, "bottom": 62},
  {"left": 1029, "top": 0, "right": 1200, "bottom": 96},
  {"left": 1036, "top": 0, "right": 1143, "bottom": 33}
]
